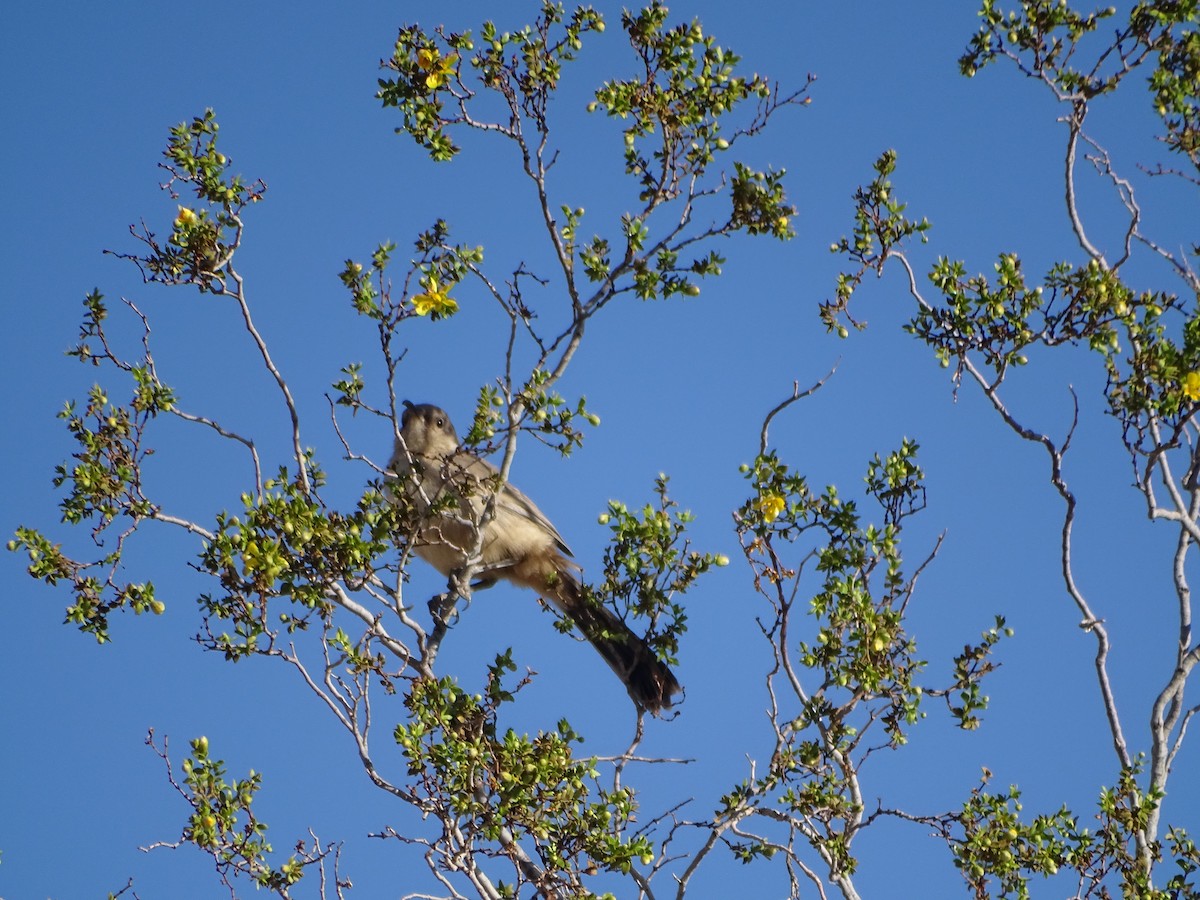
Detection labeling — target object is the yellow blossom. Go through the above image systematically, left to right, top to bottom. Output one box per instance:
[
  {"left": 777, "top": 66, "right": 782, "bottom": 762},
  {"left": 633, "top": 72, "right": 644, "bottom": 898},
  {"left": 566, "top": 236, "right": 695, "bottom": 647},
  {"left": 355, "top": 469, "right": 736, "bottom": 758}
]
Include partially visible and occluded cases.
[
  {"left": 416, "top": 48, "right": 457, "bottom": 89},
  {"left": 174, "top": 206, "right": 198, "bottom": 229},
  {"left": 410, "top": 275, "right": 459, "bottom": 317},
  {"left": 1183, "top": 371, "right": 1200, "bottom": 402},
  {"left": 756, "top": 492, "right": 786, "bottom": 523}
]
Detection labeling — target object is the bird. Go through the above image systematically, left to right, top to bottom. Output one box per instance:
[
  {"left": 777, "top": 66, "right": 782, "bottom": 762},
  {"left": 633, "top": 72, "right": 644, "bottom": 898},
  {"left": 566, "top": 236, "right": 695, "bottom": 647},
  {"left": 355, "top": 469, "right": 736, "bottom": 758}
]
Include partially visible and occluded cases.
[{"left": 387, "top": 401, "right": 681, "bottom": 714}]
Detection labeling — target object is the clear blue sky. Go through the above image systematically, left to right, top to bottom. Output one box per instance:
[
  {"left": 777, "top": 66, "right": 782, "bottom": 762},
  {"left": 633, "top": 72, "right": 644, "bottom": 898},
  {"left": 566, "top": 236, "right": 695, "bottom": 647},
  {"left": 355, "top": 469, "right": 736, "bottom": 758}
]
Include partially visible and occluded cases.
[{"left": 2, "top": 2, "right": 1194, "bottom": 897}]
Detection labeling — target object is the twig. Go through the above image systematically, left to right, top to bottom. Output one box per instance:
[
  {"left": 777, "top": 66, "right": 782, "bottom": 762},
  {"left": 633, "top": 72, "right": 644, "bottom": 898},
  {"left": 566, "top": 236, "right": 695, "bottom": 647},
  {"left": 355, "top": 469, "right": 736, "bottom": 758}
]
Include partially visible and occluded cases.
[{"left": 759, "top": 363, "right": 840, "bottom": 455}]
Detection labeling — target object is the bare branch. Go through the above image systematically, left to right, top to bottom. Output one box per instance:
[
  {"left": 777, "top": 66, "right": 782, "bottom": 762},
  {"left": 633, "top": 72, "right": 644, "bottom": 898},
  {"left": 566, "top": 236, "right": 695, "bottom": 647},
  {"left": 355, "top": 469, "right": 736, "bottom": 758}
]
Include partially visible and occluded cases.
[{"left": 759, "top": 363, "right": 840, "bottom": 455}]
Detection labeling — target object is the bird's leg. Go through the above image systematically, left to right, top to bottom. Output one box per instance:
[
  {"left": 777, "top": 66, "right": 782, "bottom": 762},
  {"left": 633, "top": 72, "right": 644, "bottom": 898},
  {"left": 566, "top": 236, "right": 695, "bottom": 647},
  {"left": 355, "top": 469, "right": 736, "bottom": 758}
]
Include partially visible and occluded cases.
[
  {"left": 424, "top": 559, "right": 516, "bottom": 666},
  {"left": 429, "top": 566, "right": 476, "bottom": 625},
  {"left": 425, "top": 567, "right": 477, "bottom": 664},
  {"left": 428, "top": 590, "right": 462, "bottom": 627},
  {"left": 424, "top": 591, "right": 459, "bottom": 667}
]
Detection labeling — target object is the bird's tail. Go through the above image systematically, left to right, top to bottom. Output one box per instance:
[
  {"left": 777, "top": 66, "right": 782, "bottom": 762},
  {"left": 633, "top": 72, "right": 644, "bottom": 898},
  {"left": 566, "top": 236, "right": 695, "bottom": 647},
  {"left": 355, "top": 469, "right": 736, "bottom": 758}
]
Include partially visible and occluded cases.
[{"left": 507, "top": 552, "right": 682, "bottom": 715}]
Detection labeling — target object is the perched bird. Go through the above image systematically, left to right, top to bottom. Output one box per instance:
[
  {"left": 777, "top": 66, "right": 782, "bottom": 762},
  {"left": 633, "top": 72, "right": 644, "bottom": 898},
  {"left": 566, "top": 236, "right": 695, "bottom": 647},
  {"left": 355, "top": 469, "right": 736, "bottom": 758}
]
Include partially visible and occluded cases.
[{"left": 388, "top": 401, "right": 681, "bottom": 714}]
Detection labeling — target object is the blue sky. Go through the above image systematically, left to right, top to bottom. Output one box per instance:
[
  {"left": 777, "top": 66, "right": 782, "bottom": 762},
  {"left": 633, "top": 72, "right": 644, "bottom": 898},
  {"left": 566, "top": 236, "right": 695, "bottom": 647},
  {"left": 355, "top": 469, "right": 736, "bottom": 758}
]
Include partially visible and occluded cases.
[{"left": 2, "top": 2, "right": 1195, "bottom": 898}]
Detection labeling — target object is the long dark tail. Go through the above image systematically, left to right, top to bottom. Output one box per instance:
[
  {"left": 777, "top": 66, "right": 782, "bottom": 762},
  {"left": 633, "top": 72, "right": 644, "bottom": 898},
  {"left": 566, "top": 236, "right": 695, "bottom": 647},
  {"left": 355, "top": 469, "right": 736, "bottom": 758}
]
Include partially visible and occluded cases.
[{"left": 508, "top": 553, "right": 682, "bottom": 714}]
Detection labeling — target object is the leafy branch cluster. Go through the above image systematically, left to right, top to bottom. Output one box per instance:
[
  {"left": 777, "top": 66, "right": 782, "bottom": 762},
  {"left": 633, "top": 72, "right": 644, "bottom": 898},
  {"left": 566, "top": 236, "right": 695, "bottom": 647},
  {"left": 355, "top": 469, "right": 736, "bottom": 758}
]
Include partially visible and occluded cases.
[
  {"left": 379, "top": 0, "right": 805, "bottom": 318},
  {"left": 962, "top": 0, "right": 1198, "bottom": 175},
  {"left": 822, "top": 1, "right": 1200, "bottom": 896},
  {"left": 123, "top": 109, "right": 267, "bottom": 292},
  {"left": 662, "top": 434, "right": 1007, "bottom": 896},
  {"left": 195, "top": 466, "right": 406, "bottom": 664},
  {"left": 587, "top": 474, "right": 727, "bottom": 666},
  {"left": 393, "top": 653, "right": 651, "bottom": 899},
  {"left": 143, "top": 732, "right": 346, "bottom": 899},
  {"left": 942, "top": 763, "right": 1200, "bottom": 900}
]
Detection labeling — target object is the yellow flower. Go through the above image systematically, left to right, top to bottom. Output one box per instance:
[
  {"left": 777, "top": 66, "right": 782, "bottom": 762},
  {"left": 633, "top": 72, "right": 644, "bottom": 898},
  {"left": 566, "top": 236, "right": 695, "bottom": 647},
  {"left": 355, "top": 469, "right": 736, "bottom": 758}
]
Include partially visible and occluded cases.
[
  {"left": 416, "top": 48, "right": 457, "bottom": 89},
  {"left": 174, "top": 206, "right": 198, "bottom": 229},
  {"left": 410, "top": 275, "right": 459, "bottom": 317},
  {"left": 1183, "top": 371, "right": 1200, "bottom": 402},
  {"left": 756, "top": 492, "right": 786, "bottom": 523}
]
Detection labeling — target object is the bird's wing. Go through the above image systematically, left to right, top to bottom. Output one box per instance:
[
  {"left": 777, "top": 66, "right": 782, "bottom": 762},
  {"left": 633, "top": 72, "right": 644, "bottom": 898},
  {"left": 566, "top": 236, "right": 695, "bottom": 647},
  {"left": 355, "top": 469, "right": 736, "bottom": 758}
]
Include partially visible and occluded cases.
[
  {"left": 456, "top": 451, "right": 574, "bottom": 558},
  {"left": 498, "top": 479, "right": 574, "bottom": 558}
]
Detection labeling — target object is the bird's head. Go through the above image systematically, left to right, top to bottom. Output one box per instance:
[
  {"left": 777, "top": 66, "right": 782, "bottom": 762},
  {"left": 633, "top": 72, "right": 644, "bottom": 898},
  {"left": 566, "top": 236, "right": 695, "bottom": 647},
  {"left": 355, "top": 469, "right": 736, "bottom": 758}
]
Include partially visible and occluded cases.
[{"left": 397, "top": 401, "right": 460, "bottom": 459}]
